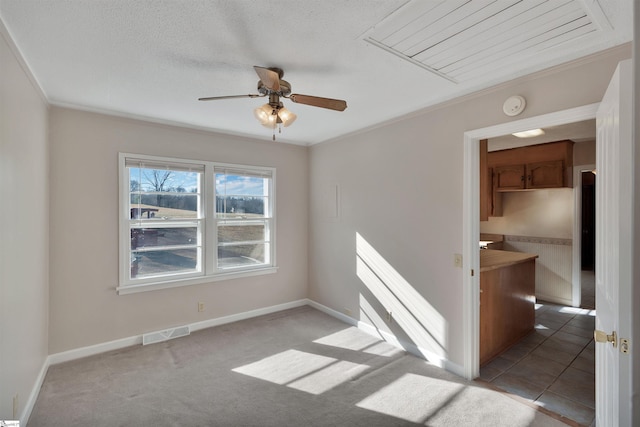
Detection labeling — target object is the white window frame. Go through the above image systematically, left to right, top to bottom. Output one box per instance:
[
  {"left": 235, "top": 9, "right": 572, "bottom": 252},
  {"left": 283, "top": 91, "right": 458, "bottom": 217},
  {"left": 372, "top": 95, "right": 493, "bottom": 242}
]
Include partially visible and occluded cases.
[{"left": 118, "top": 153, "right": 277, "bottom": 295}]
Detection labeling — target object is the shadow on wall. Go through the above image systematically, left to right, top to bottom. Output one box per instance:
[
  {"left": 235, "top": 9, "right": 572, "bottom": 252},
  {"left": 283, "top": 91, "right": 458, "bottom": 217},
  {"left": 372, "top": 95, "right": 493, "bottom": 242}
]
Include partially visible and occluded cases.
[{"left": 355, "top": 232, "right": 449, "bottom": 363}]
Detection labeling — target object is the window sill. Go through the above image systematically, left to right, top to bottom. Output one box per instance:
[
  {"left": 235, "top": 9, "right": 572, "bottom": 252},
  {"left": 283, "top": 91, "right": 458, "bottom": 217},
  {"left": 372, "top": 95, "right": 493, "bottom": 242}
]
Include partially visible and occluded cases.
[{"left": 116, "top": 266, "right": 278, "bottom": 295}]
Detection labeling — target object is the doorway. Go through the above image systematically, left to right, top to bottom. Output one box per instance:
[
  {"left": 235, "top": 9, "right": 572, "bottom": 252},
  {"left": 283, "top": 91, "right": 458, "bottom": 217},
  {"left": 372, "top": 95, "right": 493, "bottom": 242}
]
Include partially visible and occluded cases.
[
  {"left": 465, "top": 60, "right": 635, "bottom": 427},
  {"left": 462, "top": 103, "right": 600, "bottom": 381},
  {"left": 476, "top": 129, "right": 597, "bottom": 424},
  {"left": 580, "top": 170, "right": 596, "bottom": 310},
  {"left": 581, "top": 170, "right": 596, "bottom": 272}
]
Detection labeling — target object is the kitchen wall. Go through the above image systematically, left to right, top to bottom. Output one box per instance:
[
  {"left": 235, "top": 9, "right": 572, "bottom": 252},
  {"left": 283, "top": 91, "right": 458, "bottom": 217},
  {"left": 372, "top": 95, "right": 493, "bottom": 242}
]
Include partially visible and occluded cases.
[
  {"left": 0, "top": 23, "right": 49, "bottom": 421},
  {"left": 309, "top": 44, "right": 631, "bottom": 371},
  {"left": 48, "top": 107, "right": 309, "bottom": 354},
  {"left": 574, "top": 139, "right": 596, "bottom": 166},
  {"left": 479, "top": 140, "right": 596, "bottom": 305},
  {"left": 481, "top": 186, "right": 575, "bottom": 305},
  {"left": 480, "top": 188, "right": 574, "bottom": 238}
]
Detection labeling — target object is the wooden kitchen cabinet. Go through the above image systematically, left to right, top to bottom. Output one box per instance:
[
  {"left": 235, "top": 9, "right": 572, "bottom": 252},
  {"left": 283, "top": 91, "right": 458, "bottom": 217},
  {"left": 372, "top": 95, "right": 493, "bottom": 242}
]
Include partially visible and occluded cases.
[
  {"left": 480, "top": 139, "right": 489, "bottom": 220},
  {"left": 480, "top": 140, "right": 502, "bottom": 220},
  {"left": 481, "top": 140, "right": 571, "bottom": 220},
  {"left": 489, "top": 140, "right": 573, "bottom": 191},
  {"left": 494, "top": 159, "right": 565, "bottom": 191},
  {"left": 527, "top": 160, "right": 564, "bottom": 188},
  {"left": 494, "top": 164, "right": 525, "bottom": 190},
  {"left": 480, "top": 249, "right": 538, "bottom": 366}
]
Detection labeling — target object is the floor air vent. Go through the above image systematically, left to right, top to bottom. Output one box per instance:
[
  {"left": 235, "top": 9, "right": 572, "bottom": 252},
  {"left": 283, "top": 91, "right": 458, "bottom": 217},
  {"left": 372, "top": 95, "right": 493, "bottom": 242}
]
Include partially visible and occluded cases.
[{"left": 143, "top": 325, "right": 190, "bottom": 345}]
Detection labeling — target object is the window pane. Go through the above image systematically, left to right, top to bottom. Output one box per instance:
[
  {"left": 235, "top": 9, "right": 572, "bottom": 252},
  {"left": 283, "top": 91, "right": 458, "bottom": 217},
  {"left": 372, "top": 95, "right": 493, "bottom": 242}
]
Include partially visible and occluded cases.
[
  {"left": 129, "top": 166, "right": 200, "bottom": 220},
  {"left": 131, "top": 168, "right": 199, "bottom": 193},
  {"left": 216, "top": 170, "right": 270, "bottom": 219},
  {"left": 216, "top": 174, "right": 267, "bottom": 196},
  {"left": 130, "top": 194, "right": 199, "bottom": 219},
  {"left": 215, "top": 196, "right": 266, "bottom": 218},
  {"left": 218, "top": 223, "right": 266, "bottom": 243},
  {"left": 131, "top": 227, "right": 198, "bottom": 249},
  {"left": 218, "top": 244, "right": 266, "bottom": 269},
  {"left": 131, "top": 248, "right": 199, "bottom": 279}
]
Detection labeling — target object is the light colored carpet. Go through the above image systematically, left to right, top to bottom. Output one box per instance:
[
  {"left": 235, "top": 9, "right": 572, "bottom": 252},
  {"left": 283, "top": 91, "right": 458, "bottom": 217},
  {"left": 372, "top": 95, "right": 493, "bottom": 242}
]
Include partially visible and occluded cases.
[{"left": 28, "top": 306, "right": 570, "bottom": 426}]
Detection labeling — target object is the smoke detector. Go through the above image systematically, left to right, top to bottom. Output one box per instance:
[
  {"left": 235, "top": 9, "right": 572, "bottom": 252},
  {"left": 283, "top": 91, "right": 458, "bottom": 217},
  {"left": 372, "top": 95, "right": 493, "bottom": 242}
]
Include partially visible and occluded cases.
[{"left": 503, "top": 95, "right": 526, "bottom": 116}]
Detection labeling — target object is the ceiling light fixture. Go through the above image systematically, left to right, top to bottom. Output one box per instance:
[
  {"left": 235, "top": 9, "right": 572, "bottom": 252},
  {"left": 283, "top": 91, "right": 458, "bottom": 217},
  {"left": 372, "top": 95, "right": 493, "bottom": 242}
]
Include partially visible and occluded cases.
[
  {"left": 253, "top": 97, "right": 297, "bottom": 140},
  {"left": 512, "top": 128, "right": 545, "bottom": 138}
]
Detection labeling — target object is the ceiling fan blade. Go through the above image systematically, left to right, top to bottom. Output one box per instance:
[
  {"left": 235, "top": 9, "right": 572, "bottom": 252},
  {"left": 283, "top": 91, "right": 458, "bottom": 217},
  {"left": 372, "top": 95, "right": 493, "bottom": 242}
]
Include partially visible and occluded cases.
[
  {"left": 253, "top": 66, "right": 280, "bottom": 92},
  {"left": 198, "top": 94, "right": 262, "bottom": 101},
  {"left": 289, "top": 94, "right": 347, "bottom": 111}
]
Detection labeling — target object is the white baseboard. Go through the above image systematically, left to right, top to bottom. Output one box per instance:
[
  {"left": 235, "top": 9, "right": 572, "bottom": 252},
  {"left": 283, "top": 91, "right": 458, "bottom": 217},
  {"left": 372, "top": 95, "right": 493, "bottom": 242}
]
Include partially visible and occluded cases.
[
  {"left": 48, "top": 299, "right": 309, "bottom": 366},
  {"left": 190, "top": 299, "right": 308, "bottom": 332},
  {"left": 305, "top": 299, "right": 358, "bottom": 327},
  {"left": 307, "top": 299, "right": 465, "bottom": 378},
  {"left": 48, "top": 335, "right": 142, "bottom": 365},
  {"left": 20, "top": 356, "right": 50, "bottom": 425}
]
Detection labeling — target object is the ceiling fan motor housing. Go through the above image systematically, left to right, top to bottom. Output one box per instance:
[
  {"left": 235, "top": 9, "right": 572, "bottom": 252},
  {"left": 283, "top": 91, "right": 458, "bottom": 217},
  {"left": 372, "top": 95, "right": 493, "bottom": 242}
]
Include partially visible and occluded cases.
[{"left": 257, "top": 79, "right": 291, "bottom": 97}]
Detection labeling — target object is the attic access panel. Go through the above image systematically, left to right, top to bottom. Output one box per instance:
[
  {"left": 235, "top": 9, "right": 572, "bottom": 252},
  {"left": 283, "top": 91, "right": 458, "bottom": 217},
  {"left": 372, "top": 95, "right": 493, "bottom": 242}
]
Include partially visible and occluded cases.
[{"left": 362, "top": 0, "right": 612, "bottom": 83}]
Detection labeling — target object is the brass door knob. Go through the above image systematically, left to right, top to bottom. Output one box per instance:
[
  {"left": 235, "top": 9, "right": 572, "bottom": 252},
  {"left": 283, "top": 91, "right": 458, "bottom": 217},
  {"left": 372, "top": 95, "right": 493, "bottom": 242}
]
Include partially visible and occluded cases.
[{"left": 594, "top": 329, "right": 617, "bottom": 347}]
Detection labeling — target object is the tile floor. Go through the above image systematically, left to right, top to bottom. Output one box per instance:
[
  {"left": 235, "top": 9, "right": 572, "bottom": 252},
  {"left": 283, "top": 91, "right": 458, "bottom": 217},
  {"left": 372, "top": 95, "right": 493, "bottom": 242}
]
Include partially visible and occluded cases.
[{"left": 480, "top": 300, "right": 596, "bottom": 426}]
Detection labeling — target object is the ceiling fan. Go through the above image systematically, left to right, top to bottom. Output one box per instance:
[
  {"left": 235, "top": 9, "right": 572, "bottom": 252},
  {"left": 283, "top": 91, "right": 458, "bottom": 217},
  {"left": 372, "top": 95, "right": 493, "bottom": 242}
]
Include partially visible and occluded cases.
[{"left": 199, "top": 66, "right": 347, "bottom": 140}]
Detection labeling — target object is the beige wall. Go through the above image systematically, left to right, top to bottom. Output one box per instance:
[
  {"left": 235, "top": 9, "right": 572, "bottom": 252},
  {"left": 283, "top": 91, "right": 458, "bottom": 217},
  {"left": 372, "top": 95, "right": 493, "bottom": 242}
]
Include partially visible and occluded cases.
[
  {"left": 0, "top": 26, "right": 49, "bottom": 420},
  {"left": 309, "top": 45, "right": 631, "bottom": 370},
  {"left": 48, "top": 108, "right": 309, "bottom": 354},
  {"left": 574, "top": 139, "right": 596, "bottom": 166},
  {"left": 480, "top": 189, "right": 574, "bottom": 238}
]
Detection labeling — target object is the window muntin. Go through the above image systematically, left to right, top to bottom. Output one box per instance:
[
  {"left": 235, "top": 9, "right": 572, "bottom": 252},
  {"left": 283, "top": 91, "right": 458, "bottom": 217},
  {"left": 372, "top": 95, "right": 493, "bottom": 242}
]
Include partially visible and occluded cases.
[{"left": 120, "top": 154, "right": 275, "bottom": 290}]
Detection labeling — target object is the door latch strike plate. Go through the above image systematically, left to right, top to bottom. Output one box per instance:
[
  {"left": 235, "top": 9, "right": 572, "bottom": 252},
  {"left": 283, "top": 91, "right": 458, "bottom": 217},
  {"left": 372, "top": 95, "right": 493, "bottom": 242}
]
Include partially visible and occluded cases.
[{"left": 620, "top": 338, "right": 630, "bottom": 354}]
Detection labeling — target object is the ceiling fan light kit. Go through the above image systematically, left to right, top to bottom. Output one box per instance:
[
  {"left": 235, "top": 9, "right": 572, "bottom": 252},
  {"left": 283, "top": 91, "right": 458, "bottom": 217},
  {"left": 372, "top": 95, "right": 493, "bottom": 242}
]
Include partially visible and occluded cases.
[
  {"left": 199, "top": 66, "right": 346, "bottom": 140},
  {"left": 254, "top": 103, "right": 297, "bottom": 127}
]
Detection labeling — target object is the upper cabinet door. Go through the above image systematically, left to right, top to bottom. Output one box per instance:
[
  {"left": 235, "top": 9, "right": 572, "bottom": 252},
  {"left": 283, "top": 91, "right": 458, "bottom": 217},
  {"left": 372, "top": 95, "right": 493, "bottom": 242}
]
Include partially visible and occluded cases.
[
  {"left": 526, "top": 160, "right": 564, "bottom": 188},
  {"left": 494, "top": 164, "right": 525, "bottom": 191}
]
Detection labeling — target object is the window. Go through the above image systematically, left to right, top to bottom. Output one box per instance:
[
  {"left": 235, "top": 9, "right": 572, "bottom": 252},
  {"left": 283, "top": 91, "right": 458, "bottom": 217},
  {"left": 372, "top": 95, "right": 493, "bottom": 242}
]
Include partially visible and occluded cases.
[
  {"left": 119, "top": 154, "right": 276, "bottom": 294},
  {"left": 215, "top": 167, "right": 273, "bottom": 270}
]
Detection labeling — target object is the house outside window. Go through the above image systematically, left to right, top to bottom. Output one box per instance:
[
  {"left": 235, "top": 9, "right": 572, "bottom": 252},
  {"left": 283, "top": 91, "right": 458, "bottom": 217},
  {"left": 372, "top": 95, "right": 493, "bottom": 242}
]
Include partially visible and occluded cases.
[{"left": 119, "top": 153, "right": 276, "bottom": 294}]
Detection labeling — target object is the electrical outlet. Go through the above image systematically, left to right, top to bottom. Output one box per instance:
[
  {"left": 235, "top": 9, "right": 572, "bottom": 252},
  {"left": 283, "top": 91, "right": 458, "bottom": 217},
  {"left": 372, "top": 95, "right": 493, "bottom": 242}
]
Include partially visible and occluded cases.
[
  {"left": 454, "top": 253, "right": 463, "bottom": 268},
  {"left": 198, "top": 302, "right": 205, "bottom": 312},
  {"left": 386, "top": 311, "right": 393, "bottom": 323},
  {"left": 13, "top": 393, "right": 19, "bottom": 419}
]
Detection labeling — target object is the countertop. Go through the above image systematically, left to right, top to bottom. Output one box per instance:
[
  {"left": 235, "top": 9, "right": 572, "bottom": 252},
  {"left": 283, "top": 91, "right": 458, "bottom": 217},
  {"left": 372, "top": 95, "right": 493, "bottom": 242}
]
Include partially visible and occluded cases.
[{"left": 479, "top": 249, "right": 538, "bottom": 272}]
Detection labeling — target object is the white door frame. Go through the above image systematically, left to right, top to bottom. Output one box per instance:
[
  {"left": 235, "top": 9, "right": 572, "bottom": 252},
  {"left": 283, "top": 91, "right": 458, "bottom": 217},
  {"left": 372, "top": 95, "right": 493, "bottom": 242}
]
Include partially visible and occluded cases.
[{"left": 462, "top": 103, "right": 599, "bottom": 380}]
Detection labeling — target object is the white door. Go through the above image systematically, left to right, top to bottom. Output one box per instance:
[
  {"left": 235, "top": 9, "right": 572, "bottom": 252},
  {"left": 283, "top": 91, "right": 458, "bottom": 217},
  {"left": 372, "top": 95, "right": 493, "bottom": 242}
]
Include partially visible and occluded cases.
[{"left": 595, "top": 59, "right": 633, "bottom": 426}]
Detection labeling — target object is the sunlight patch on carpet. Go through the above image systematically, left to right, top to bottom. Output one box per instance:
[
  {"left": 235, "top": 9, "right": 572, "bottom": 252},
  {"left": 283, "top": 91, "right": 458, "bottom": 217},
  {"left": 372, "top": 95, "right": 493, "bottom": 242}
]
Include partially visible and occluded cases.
[
  {"left": 313, "top": 327, "right": 401, "bottom": 357},
  {"left": 232, "top": 349, "right": 370, "bottom": 395},
  {"left": 356, "top": 373, "right": 464, "bottom": 423}
]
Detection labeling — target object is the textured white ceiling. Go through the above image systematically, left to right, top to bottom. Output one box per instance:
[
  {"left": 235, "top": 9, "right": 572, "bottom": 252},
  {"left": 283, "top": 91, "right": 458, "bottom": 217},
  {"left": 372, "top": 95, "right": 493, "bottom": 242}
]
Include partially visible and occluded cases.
[{"left": 0, "top": 0, "right": 632, "bottom": 145}]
